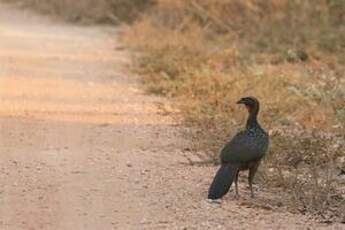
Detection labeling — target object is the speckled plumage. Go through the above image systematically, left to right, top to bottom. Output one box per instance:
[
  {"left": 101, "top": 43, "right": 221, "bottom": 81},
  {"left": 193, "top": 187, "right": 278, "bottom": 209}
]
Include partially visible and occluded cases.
[{"left": 208, "top": 97, "right": 269, "bottom": 200}]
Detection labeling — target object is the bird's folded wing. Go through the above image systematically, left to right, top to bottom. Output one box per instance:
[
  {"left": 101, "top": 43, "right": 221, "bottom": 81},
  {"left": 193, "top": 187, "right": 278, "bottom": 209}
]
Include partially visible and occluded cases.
[{"left": 220, "top": 130, "right": 265, "bottom": 163}]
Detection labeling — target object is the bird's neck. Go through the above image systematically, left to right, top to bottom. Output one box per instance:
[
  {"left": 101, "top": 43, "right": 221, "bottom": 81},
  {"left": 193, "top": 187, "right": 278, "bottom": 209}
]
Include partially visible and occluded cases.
[{"left": 246, "top": 105, "right": 259, "bottom": 129}]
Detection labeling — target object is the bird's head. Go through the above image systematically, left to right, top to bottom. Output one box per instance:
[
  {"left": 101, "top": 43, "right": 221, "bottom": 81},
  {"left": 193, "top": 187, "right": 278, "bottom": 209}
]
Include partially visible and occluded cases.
[{"left": 236, "top": 96, "right": 259, "bottom": 113}]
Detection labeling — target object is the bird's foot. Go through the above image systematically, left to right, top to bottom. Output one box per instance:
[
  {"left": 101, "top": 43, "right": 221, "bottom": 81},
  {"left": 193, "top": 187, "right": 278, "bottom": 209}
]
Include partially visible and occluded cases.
[{"left": 207, "top": 199, "right": 222, "bottom": 204}]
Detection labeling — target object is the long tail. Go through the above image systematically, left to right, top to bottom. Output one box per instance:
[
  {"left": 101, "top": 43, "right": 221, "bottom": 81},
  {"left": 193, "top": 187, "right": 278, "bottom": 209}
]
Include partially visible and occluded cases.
[{"left": 208, "top": 164, "right": 239, "bottom": 200}]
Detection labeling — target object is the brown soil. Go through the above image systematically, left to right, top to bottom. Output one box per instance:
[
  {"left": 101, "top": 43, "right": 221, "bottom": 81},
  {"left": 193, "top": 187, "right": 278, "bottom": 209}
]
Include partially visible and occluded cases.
[{"left": 0, "top": 3, "right": 342, "bottom": 230}]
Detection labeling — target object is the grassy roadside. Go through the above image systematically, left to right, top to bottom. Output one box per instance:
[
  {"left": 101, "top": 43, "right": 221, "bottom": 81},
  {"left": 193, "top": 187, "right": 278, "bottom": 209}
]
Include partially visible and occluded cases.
[{"left": 122, "top": 0, "right": 345, "bottom": 223}]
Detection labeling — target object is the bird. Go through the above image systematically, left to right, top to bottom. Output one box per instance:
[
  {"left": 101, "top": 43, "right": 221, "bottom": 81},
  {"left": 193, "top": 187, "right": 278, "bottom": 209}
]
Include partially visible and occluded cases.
[{"left": 208, "top": 96, "right": 269, "bottom": 200}]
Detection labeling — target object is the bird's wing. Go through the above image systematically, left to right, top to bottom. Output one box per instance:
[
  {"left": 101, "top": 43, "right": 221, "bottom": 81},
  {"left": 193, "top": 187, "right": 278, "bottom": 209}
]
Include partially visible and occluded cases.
[{"left": 219, "top": 130, "right": 267, "bottom": 164}]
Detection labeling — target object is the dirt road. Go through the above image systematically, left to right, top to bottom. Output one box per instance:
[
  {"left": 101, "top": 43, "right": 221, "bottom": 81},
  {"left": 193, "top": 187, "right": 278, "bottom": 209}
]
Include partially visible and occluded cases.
[{"left": 0, "top": 3, "right": 342, "bottom": 230}]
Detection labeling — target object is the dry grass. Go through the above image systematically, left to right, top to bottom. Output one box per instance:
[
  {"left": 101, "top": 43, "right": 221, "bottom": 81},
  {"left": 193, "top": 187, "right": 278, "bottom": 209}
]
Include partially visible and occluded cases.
[
  {"left": 1, "top": 0, "right": 152, "bottom": 23},
  {"left": 123, "top": 0, "right": 345, "bottom": 223}
]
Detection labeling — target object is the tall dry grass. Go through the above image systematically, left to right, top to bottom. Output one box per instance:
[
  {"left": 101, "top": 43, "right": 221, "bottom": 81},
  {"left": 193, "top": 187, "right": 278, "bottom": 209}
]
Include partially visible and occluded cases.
[{"left": 123, "top": 0, "right": 345, "bottom": 223}]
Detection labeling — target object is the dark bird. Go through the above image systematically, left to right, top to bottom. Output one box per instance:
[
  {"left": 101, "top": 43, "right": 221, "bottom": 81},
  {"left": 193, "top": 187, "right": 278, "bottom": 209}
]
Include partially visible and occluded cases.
[{"left": 208, "top": 96, "right": 269, "bottom": 200}]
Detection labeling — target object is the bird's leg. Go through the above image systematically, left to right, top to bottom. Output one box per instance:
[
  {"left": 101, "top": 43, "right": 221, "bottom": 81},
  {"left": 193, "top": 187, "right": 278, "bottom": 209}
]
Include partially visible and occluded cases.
[
  {"left": 248, "top": 163, "right": 260, "bottom": 198},
  {"left": 234, "top": 170, "right": 239, "bottom": 198}
]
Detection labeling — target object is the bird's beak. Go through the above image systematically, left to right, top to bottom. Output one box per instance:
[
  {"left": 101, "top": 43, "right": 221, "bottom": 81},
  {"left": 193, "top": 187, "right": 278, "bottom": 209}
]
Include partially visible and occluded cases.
[{"left": 236, "top": 98, "right": 245, "bottom": 104}]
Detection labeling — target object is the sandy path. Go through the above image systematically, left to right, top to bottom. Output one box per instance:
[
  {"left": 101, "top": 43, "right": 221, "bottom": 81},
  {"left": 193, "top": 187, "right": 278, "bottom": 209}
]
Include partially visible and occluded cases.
[{"left": 0, "top": 3, "right": 342, "bottom": 230}]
